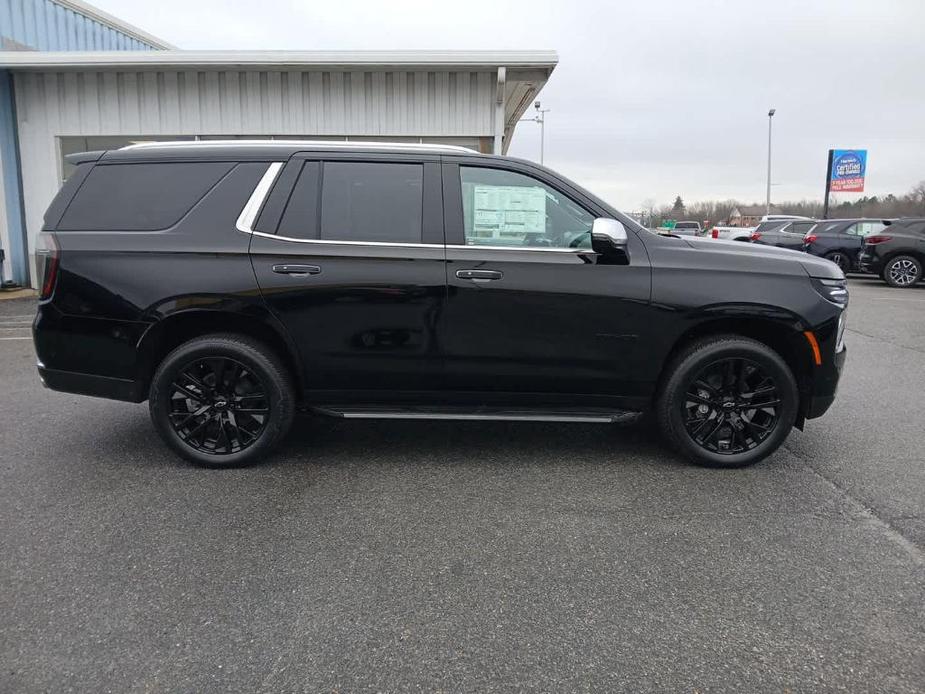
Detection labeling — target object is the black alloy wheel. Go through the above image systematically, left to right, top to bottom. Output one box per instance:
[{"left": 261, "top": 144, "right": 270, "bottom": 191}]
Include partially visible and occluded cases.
[
  {"left": 149, "top": 334, "right": 295, "bottom": 467},
  {"left": 656, "top": 335, "right": 798, "bottom": 468},
  {"left": 167, "top": 357, "right": 269, "bottom": 455},
  {"left": 682, "top": 358, "right": 780, "bottom": 455}
]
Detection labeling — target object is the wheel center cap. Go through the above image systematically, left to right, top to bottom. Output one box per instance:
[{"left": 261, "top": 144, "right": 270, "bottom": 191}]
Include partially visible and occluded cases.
[
  {"left": 213, "top": 398, "right": 229, "bottom": 410},
  {"left": 722, "top": 401, "right": 736, "bottom": 410}
]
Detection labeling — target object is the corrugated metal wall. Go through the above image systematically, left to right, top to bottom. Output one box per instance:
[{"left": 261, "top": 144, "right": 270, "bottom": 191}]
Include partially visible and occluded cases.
[
  {"left": 0, "top": 0, "right": 160, "bottom": 51},
  {"left": 13, "top": 68, "right": 498, "bottom": 283}
]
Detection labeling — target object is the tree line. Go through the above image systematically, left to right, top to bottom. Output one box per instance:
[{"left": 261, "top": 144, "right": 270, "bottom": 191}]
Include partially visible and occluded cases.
[{"left": 639, "top": 181, "right": 925, "bottom": 227}]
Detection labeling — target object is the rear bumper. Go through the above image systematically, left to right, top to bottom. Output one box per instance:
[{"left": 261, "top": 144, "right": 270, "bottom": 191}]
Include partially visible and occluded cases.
[
  {"left": 857, "top": 251, "right": 882, "bottom": 275},
  {"left": 38, "top": 364, "right": 146, "bottom": 403}
]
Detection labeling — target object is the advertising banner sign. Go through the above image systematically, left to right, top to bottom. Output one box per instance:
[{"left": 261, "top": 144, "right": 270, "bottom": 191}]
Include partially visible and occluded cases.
[{"left": 830, "top": 149, "right": 867, "bottom": 192}]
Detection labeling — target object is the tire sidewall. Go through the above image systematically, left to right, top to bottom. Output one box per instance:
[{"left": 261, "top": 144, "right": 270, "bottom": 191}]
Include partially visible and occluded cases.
[
  {"left": 825, "top": 251, "right": 849, "bottom": 273},
  {"left": 883, "top": 255, "right": 922, "bottom": 288},
  {"left": 149, "top": 337, "right": 294, "bottom": 468},
  {"left": 661, "top": 339, "right": 798, "bottom": 468}
]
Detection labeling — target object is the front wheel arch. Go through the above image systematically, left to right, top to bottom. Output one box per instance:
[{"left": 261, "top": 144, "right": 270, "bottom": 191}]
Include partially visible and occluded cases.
[{"left": 654, "top": 316, "right": 813, "bottom": 428}]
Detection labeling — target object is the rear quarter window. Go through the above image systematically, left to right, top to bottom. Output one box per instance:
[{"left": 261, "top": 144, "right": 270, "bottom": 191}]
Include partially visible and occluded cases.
[{"left": 57, "top": 162, "right": 234, "bottom": 231}]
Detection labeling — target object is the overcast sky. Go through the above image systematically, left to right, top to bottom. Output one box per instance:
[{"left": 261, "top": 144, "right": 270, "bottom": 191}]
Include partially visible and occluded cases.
[{"left": 94, "top": 0, "right": 925, "bottom": 212}]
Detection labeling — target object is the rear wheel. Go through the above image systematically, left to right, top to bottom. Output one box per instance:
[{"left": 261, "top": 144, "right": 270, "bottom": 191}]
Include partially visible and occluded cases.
[
  {"left": 825, "top": 251, "right": 850, "bottom": 273},
  {"left": 882, "top": 255, "right": 922, "bottom": 288},
  {"left": 149, "top": 334, "right": 295, "bottom": 468},
  {"left": 656, "top": 336, "right": 798, "bottom": 468}
]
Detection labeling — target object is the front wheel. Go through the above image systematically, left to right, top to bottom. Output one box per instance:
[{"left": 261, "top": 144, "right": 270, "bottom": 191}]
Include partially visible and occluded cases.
[
  {"left": 882, "top": 255, "right": 922, "bottom": 288},
  {"left": 149, "top": 334, "right": 295, "bottom": 468},
  {"left": 656, "top": 336, "right": 799, "bottom": 468}
]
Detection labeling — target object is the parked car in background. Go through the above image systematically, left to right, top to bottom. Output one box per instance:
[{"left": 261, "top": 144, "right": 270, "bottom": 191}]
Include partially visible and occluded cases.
[
  {"left": 33, "top": 140, "right": 847, "bottom": 470},
  {"left": 858, "top": 218, "right": 925, "bottom": 288},
  {"left": 750, "top": 219, "right": 817, "bottom": 251},
  {"left": 802, "top": 219, "right": 889, "bottom": 273},
  {"left": 672, "top": 221, "right": 703, "bottom": 236},
  {"left": 708, "top": 225, "right": 753, "bottom": 241}
]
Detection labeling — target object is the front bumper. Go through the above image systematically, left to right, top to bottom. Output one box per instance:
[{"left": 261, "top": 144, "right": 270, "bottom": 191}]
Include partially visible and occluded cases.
[{"left": 806, "top": 344, "right": 846, "bottom": 419}]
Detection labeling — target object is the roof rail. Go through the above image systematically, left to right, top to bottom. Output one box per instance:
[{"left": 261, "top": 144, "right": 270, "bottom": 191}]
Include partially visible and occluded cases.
[{"left": 120, "top": 139, "right": 481, "bottom": 154}]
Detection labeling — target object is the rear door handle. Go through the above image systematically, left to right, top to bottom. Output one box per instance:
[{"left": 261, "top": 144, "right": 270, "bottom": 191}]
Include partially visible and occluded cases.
[
  {"left": 272, "top": 264, "right": 321, "bottom": 276},
  {"left": 456, "top": 269, "right": 503, "bottom": 281}
]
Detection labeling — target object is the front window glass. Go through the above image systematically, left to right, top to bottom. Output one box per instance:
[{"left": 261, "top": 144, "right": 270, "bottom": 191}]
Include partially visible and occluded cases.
[{"left": 459, "top": 166, "right": 595, "bottom": 249}]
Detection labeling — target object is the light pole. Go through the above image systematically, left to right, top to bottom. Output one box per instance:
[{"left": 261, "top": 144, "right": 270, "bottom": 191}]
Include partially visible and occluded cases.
[
  {"left": 519, "top": 101, "right": 550, "bottom": 164},
  {"left": 766, "top": 108, "right": 775, "bottom": 215}
]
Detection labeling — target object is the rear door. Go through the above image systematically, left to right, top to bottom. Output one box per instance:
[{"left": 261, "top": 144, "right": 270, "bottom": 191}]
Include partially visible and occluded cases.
[{"left": 248, "top": 153, "right": 446, "bottom": 396}]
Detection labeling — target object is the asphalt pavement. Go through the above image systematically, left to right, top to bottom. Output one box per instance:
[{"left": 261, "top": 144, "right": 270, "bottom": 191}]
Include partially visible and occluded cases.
[{"left": 1, "top": 279, "right": 923, "bottom": 693}]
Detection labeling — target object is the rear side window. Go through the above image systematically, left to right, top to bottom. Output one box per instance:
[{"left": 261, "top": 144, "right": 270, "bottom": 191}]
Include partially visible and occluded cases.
[
  {"left": 276, "top": 161, "right": 424, "bottom": 243},
  {"left": 57, "top": 162, "right": 233, "bottom": 231},
  {"left": 320, "top": 162, "right": 423, "bottom": 243}
]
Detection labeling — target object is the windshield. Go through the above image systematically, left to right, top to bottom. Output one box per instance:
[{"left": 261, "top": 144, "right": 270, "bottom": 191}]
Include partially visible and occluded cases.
[{"left": 754, "top": 221, "right": 786, "bottom": 233}]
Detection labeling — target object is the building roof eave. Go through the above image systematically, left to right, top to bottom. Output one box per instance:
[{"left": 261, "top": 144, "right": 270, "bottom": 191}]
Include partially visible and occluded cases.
[{"left": 0, "top": 49, "right": 558, "bottom": 71}]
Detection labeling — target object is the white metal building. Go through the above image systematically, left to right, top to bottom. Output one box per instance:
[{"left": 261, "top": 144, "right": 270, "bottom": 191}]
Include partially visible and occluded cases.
[{"left": 0, "top": 48, "right": 557, "bottom": 287}]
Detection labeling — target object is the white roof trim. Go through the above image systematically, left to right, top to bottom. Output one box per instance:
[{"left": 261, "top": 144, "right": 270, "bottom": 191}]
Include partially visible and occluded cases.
[
  {"left": 52, "top": 0, "right": 176, "bottom": 50},
  {"left": 0, "top": 49, "right": 558, "bottom": 70},
  {"left": 121, "top": 140, "right": 481, "bottom": 154}
]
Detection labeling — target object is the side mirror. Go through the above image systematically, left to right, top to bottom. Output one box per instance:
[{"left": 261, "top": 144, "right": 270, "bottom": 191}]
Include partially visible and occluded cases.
[{"left": 591, "top": 218, "right": 628, "bottom": 251}]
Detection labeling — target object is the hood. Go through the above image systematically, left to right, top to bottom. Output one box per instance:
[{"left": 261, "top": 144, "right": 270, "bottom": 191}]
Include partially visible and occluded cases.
[{"left": 681, "top": 237, "right": 845, "bottom": 280}]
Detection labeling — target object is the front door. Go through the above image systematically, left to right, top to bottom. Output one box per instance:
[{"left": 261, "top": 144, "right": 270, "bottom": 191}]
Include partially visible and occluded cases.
[
  {"left": 249, "top": 155, "right": 446, "bottom": 397},
  {"left": 439, "top": 160, "right": 652, "bottom": 404}
]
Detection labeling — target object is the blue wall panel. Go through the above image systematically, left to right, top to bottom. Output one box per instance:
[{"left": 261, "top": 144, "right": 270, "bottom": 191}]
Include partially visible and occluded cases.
[
  {"left": 0, "top": 0, "right": 162, "bottom": 283},
  {"left": 1, "top": 0, "right": 160, "bottom": 52}
]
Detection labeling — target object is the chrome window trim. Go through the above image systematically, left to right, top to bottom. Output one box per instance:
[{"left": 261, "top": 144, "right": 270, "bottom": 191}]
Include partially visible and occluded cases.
[
  {"left": 235, "top": 162, "right": 284, "bottom": 233},
  {"left": 236, "top": 162, "right": 595, "bottom": 254}
]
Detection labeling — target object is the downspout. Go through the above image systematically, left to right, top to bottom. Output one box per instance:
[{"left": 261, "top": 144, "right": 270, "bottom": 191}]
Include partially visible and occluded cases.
[{"left": 494, "top": 67, "right": 506, "bottom": 155}]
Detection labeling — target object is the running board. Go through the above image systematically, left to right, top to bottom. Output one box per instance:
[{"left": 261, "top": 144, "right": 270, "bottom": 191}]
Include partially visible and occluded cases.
[{"left": 311, "top": 405, "right": 640, "bottom": 424}]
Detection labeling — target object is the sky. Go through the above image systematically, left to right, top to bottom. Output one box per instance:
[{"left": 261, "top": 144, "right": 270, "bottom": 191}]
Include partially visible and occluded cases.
[{"left": 93, "top": 0, "right": 925, "bottom": 213}]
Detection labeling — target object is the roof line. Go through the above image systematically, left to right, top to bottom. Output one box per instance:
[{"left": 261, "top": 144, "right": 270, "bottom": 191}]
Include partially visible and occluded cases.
[
  {"left": 52, "top": 0, "right": 176, "bottom": 50},
  {"left": 0, "top": 49, "right": 558, "bottom": 70},
  {"left": 119, "top": 140, "right": 482, "bottom": 155}
]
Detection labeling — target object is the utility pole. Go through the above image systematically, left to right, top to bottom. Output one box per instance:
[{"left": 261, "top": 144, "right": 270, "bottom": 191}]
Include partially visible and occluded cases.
[
  {"left": 519, "top": 101, "right": 550, "bottom": 165},
  {"left": 766, "top": 108, "right": 775, "bottom": 215}
]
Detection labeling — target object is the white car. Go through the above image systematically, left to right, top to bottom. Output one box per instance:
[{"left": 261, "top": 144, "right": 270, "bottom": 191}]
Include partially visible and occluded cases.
[{"left": 707, "top": 225, "right": 755, "bottom": 241}]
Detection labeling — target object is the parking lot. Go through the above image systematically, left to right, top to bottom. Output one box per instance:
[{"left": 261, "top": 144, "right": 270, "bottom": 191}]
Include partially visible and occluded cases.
[{"left": 1, "top": 277, "right": 923, "bottom": 692}]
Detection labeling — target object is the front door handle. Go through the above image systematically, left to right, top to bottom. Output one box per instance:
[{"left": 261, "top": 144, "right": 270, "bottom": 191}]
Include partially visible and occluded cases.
[
  {"left": 272, "top": 264, "right": 321, "bottom": 276},
  {"left": 456, "top": 269, "right": 503, "bottom": 281}
]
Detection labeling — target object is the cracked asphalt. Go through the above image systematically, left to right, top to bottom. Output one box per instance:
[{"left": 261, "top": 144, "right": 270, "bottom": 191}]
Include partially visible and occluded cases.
[{"left": 1, "top": 277, "right": 923, "bottom": 692}]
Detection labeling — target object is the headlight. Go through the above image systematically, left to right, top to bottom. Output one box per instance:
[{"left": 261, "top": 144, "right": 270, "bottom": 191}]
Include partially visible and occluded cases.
[{"left": 811, "top": 278, "right": 849, "bottom": 308}]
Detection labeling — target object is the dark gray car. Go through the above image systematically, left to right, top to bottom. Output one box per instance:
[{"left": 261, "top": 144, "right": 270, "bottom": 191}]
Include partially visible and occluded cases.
[{"left": 751, "top": 219, "right": 817, "bottom": 251}]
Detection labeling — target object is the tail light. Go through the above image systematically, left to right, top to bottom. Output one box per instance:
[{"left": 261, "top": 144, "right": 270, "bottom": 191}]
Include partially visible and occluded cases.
[
  {"left": 711, "top": 228, "right": 719, "bottom": 239},
  {"left": 36, "top": 232, "right": 60, "bottom": 301},
  {"left": 750, "top": 232, "right": 761, "bottom": 241},
  {"left": 804, "top": 234, "right": 817, "bottom": 244},
  {"left": 864, "top": 235, "right": 892, "bottom": 245}
]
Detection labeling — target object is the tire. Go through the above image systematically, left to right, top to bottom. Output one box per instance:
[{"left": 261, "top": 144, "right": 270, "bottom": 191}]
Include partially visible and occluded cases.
[
  {"left": 824, "top": 251, "right": 850, "bottom": 273},
  {"left": 882, "top": 255, "right": 922, "bottom": 288},
  {"left": 149, "top": 334, "right": 295, "bottom": 468},
  {"left": 656, "top": 336, "right": 799, "bottom": 468}
]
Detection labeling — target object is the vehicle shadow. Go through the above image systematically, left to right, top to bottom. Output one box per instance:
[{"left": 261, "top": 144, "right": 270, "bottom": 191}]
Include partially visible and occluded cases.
[{"left": 268, "top": 412, "right": 686, "bottom": 471}]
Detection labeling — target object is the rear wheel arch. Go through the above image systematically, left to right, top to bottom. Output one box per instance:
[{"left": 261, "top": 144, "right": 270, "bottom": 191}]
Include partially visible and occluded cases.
[{"left": 136, "top": 310, "right": 303, "bottom": 400}]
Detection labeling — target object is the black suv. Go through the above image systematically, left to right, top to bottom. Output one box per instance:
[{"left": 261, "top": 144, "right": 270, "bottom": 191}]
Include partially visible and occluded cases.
[
  {"left": 33, "top": 141, "right": 847, "bottom": 469},
  {"left": 802, "top": 218, "right": 889, "bottom": 272},
  {"left": 858, "top": 218, "right": 925, "bottom": 287}
]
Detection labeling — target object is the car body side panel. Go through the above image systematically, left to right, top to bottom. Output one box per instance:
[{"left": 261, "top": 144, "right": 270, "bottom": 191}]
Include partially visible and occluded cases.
[{"left": 34, "top": 162, "right": 273, "bottom": 387}]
